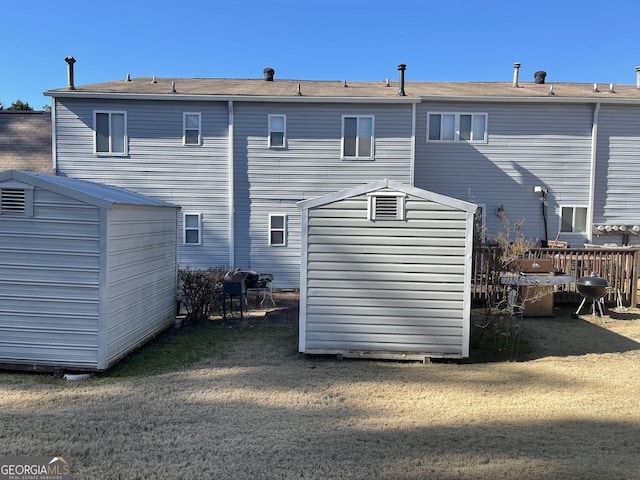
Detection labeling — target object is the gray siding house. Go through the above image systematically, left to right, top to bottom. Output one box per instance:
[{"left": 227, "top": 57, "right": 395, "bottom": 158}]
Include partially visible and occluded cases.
[
  {"left": 45, "top": 62, "right": 640, "bottom": 288},
  {"left": 0, "top": 170, "right": 178, "bottom": 371},
  {"left": 298, "top": 179, "right": 477, "bottom": 359}
]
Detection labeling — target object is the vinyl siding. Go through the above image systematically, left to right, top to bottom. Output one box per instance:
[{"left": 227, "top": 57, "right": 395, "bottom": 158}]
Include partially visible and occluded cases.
[
  {"left": 55, "top": 98, "right": 230, "bottom": 269},
  {"left": 234, "top": 102, "right": 413, "bottom": 288},
  {"left": 415, "top": 102, "right": 593, "bottom": 244},
  {"left": 595, "top": 105, "right": 640, "bottom": 225},
  {"left": 0, "top": 187, "right": 101, "bottom": 368},
  {"left": 303, "top": 192, "right": 470, "bottom": 357},
  {"left": 105, "top": 206, "right": 177, "bottom": 369}
]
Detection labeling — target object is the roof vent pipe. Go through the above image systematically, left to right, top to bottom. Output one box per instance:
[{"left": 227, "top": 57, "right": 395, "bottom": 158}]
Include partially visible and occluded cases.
[
  {"left": 64, "top": 56, "right": 76, "bottom": 90},
  {"left": 512, "top": 62, "right": 521, "bottom": 87},
  {"left": 397, "top": 64, "right": 407, "bottom": 96},
  {"left": 636, "top": 66, "right": 640, "bottom": 88},
  {"left": 263, "top": 67, "right": 275, "bottom": 81}
]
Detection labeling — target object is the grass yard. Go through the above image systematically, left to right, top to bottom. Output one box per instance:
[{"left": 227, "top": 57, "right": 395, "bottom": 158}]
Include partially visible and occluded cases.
[{"left": 1, "top": 307, "right": 640, "bottom": 479}]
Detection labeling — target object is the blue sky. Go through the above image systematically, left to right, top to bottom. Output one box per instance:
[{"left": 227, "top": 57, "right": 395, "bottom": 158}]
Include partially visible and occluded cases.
[{"left": 3, "top": 0, "right": 640, "bottom": 110}]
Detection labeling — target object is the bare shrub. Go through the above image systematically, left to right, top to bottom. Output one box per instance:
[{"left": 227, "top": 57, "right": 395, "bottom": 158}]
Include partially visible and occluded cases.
[{"left": 178, "top": 267, "right": 227, "bottom": 323}]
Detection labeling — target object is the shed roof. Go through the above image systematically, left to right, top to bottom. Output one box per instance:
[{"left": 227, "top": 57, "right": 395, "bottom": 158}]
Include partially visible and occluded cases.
[
  {"left": 45, "top": 77, "right": 640, "bottom": 104},
  {"left": 0, "top": 170, "right": 176, "bottom": 209},
  {"left": 298, "top": 179, "right": 477, "bottom": 213}
]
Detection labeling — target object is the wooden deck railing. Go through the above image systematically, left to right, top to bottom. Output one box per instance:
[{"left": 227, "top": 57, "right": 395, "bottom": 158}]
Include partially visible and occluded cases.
[{"left": 472, "top": 246, "right": 640, "bottom": 307}]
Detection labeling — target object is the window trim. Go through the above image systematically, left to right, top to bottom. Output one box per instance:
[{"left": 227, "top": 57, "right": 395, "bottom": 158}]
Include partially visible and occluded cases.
[
  {"left": 94, "top": 110, "right": 128, "bottom": 155},
  {"left": 183, "top": 112, "right": 202, "bottom": 146},
  {"left": 427, "top": 112, "right": 488, "bottom": 143},
  {"left": 268, "top": 114, "right": 286, "bottom": 149},
  {"left": 341, "top": 115, "right": 375, "bottom": 160},
  {"left": 367, "top": 192, "right": 406, "bottom": 221},
  {"left": 559, "top": 205, "right": 588, "bottom": 234},
  {"left": 183, "top": 212, "right": 203, "bottom": 245},
  {"left": 268, "top": 213, "right": 287, "bottom": 246}
]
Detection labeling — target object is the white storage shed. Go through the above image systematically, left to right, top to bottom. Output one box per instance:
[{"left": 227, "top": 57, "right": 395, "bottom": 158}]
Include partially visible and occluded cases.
[
  {"left": 0, "top": 170, "right": 179, "bottom": 372},
  {"left": 298, "top": 179, "right": 477, "bottom": 360}
]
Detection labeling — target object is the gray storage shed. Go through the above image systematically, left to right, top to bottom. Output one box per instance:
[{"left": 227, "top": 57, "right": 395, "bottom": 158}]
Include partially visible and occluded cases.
[
  {"left": 0, "top": 170, "right": 179, "bottom": 372},
  {"left": 298, "top": 179, "right": 477, "bottom": 360}
]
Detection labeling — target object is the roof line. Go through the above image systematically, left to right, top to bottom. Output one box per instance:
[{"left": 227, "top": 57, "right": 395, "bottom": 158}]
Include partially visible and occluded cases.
[{"left": 44, "top": 91, "right": 421, "bottom": 104}]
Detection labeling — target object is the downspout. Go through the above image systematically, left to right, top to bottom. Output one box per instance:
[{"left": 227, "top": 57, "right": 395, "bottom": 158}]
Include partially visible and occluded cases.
[
  {"left": 51, "top": 99, "right": 57, "bottom": 174},
  {"left": 228, "top": 100, "right": 235, "bottom": 268},
  {"left": 410, "top": 102, "right": 416, "bottom": 186},
  {"left": 587, "top": 102, "right": 600, "bottom": 243}
]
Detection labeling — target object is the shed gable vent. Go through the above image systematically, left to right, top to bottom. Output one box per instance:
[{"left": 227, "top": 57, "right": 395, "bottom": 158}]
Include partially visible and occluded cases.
[
  {"left": 0, "top": 188, "right": 26, "bottom": 214},
  {"left": 367, "top": 193, "right": 406, "bottom": 221}
]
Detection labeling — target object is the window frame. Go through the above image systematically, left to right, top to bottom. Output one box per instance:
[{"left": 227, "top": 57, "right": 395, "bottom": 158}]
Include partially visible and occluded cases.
[
  {"left": 94, "top": 110, "right": 128, "bottom": 155},
  {"left": 183, "top": 112, "right": 202, "bottom": 146},
  {"left": 427, "top": 112, "right": 488, "bottom": 143},
  {"left": 268, "top": 114, "right": 286, "bottom": 149},
  {"left": 341, "top": 115, "right": 375, "bottom": 160},
  {"left": 367, "top": 192, "right": 406, "bottom": 221},
  {"left": 559, "top": 205, "right": 588, "bottom": 234},
  {"left": 183, "top": 212, "right": 203, "bottom": 245},
  {"left": 268, "top": 214, "right": 287, "bottom": 246}
]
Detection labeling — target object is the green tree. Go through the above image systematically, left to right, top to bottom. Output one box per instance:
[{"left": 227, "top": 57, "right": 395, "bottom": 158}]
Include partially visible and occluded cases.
[{"left": 7, "top": 100, "right": 33, "bottom": 111}]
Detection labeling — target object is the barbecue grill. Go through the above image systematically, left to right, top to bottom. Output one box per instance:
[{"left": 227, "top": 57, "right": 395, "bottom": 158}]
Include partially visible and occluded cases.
[
  {"left": 222, "top": 269, "right": 260, "bottom": 319},
  {"left": 574, "top": 272, "right": 609, "bottom": 319}
]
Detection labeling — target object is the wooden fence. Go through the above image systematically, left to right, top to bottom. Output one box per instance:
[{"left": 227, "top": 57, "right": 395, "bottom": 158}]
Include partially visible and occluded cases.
[{"left": 472, "top": 246, "right": 640, "bottom": 307}]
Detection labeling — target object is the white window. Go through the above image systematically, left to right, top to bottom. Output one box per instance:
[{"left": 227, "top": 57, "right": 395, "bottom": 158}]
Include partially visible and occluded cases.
[
  {"left": 95, "top": 111, "right": 127, "bottom": 154},
  {"left": 184, "top": 113, "right": 201, "bottom": 145},
  {"left": 427, "top": 113, "right": 487, "bottom": 143},
  {"left": 268, "top": 114, "right": 286, "bottom": 148},
  {"left": 342, "top": 115, "right": 374, "bottom": 159},
  {"left": 0, "top": 185, "right": 34, "bottom": 216},
  {"left": 367, "top": 193, "right": 406, "bottom": 221},
  {"left": 560, "top": 206, "right": 588, "bottom": 233},
  {"left": 183, "top": 213, "right": 202, "bottom": 245},
  {"left": 269, "top": 214, "right": 287, "bottom": 246}
]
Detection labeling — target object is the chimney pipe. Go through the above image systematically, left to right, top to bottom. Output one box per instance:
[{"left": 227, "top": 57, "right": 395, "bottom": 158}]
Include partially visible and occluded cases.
[
  {"left": 65, "top": 56, "right": 76, "bottom": 90},
  {"left": 512, "top": 62, "right": 521, "bottom": 87},
  {"left": 397, "top": 64, "right": 406, "bottom": 96},
  {"left": 636, "top": 66, "right": 640, "bottom": 88}
]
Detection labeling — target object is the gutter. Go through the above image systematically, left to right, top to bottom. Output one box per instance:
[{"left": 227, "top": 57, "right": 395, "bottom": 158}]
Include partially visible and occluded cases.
[
  {"left": 44, "top": 91, "right": 421, "bottom": 105},
  {"left": 228, "top": 100, "right": 235, "bottom": 268},
  {"left": 587, "top": 102, "right": 601, "bottom": 242}
]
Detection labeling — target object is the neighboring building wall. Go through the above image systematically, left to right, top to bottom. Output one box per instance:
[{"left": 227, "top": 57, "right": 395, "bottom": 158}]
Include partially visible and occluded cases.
[
  {"left": 54, "top": 98, "right": 230, "bottom": 268},
  {"left": 234, "top": 102, "right": 414, "bottom": 287},
  {"left": 414, "top": 102, "right": 593, "bottom": 246},
  {"left": 593, "top": 105, "right": 640, "bottom": 245},
  {"left": 0, "top": 111, "right": 52, "bottom": 173},
  {"left": 0, "top": 185, "right": 101, "bottom": 368},
  {"left": 302, "top": 190, "right": 471, "bottom": 357},
  {"left": 104, "top": 206, "right": 178, "bottom": 369}
]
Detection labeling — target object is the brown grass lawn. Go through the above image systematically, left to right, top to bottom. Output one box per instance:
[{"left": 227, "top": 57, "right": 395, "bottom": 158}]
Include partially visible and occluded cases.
[{"left": 1, "top": 303, "right": 640, "bottom": 479}]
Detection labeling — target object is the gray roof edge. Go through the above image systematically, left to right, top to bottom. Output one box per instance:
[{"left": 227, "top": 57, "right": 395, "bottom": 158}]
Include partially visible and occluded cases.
[
  {"left": 0, "top": 170, "right": 177, "bottom": 209},
  {"left": 298, "top": 179, "right": 477, "bottom": 213}
]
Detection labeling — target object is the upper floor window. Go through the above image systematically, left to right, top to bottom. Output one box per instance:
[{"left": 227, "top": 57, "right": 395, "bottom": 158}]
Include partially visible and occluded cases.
[
  {"left": 95, "top": 111, "right": 127, "bottom": 154},
  {"left": 184, "top": 113, "right": 201, "bottom": 145},
  {"left": 427, "top": 113, "right": 487, "bottom": 143},
  {"left": 268, "top": 114, "right": 286, "bottom": 148},
  {"left": 342, "top": 115, "right": 374, "bottom": 159},
  {"left": 367, "top": 193, "right": 406, "bottom": 221},
  {"left": 560, "top": 206, "right": 588, "bottom": 233},
  {"left": 183, "top": 213, "right": 202, "bottom": 245},
  {"left": 269, "top": 214, "right": 287, "bottom": 246}
]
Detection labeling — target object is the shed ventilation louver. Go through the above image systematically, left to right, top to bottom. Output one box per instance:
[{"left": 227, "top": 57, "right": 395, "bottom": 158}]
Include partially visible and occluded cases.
[
  {"left": 0, "top": 188, "right": 26, "bottom": 214},
  {"left": 367, "top": 193, "right": 406, "bottom": 221}
]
